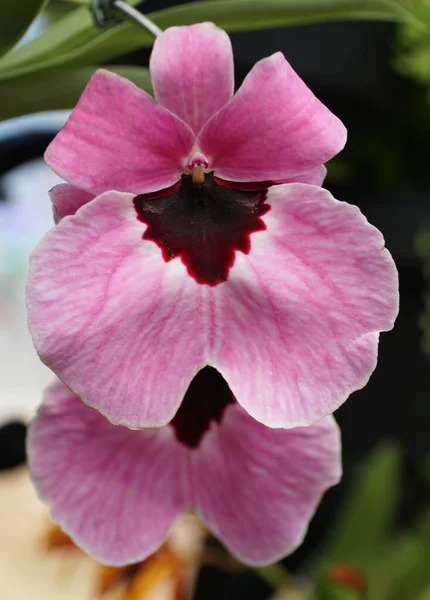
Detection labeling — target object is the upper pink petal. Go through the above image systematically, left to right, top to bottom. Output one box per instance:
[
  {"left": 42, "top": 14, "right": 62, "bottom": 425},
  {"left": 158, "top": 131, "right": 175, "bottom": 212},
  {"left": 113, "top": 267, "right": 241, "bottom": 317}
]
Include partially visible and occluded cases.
[
  {"left": 150, "top": 23, "right": 234, "bottom": 134},
  {"left": 198, "top": 53, "right": 347, "bottom": 182},
  {"left": 44, "top": 70, "right": 195, "bottom": 196},
  {"left": 279, "top": 164, "right": 327, "bottom": 186},
  {"left": 49, "top": 183, "right": 95, "bottom": 223},
  {"left": 207, "top": 183, "right": 398, "bottom": 427},
  {"left": 27, "top": 191, "right": 209, "bottom": 428},
  {"left": 28, "top": 380, "right": 188, "bottom": 566},
  {"left": 190, "top": 406, "right": 341, "bottom": 565}
]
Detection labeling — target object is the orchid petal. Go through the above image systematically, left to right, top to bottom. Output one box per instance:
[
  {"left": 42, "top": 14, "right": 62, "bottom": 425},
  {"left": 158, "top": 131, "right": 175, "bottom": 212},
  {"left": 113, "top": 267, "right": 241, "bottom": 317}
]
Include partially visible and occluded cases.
[
  {"left": 151, "top": 23, "right": 234, "bottom": 133},
  {"left": 198, "top": 53, "right": 346, "bottom": 182},
  {"left": 44, "top": 70, "right": 195, "bottom": 196},
  {"left": 280, "top": 164, "right": 327, "bottom": 186},
  {"left": 49, "top": 183, "right": 94, "bottom": 223},
  {"left": 209, "top": 183, "right": 398, "bottom": 427},
  {"left": 27, "top": 185, "right": 398, "bottom": 430},
  {"left": 27, "top": 191, "right": 208, "bottom": 428},
  {"left": 28, "top": 379, "right": 340, "bottom": 567},
  {"left": 28, "top": 381, "right": 188, "bottom": 566},
  {"left": 191, "top": 407, "right": 341, "bottom": 565}
]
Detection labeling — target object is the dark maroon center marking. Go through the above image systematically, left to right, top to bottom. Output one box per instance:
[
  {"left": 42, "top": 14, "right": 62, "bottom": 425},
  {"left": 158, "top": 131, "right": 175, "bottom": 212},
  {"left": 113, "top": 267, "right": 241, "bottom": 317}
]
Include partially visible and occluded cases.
[
  {"left": 134, "top": 173, "right": 269, "bottom": 286},
  {"left": 170, "top": 366, "right": 235, "bottom": 449}
]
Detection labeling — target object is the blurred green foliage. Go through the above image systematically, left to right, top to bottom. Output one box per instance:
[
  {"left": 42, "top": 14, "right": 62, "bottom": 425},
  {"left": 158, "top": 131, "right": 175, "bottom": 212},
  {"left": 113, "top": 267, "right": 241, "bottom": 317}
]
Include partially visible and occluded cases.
[
  {"left": 0, "top": 0, "right": 47, "bottom": 57},
  {"left": 397, "top": 0, "right": 430, "bottom": 94},
  {"left": 0, "top": 66, "right": 151, "bottom": 121},
  {"left": 263, "top": 444, "right": 430, "bottom": 599},
  {"left": 313, "top": 445, "right": 401, "bottom": 576}
]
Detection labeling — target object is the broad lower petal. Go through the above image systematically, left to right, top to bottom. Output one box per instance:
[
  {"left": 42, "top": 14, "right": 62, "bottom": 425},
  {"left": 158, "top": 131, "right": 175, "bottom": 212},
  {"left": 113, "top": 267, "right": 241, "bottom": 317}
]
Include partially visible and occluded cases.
[
  {"left": 151, "top": 23, "right": 234, "bottom": 133},
  {"left": 198, "top": 53, "right": 346, "bottom": 182},
  {"left": 44, "top": 70, "right": 195, "bottom": 196},
  {"left": 28, "top": 182, "right": 398, "bottom": 430},
  {"left": 49, "top": 183, "right": 94, "bottom": 223},
  {"left": 208, "top": 183, "right": 398, "bottom": 427},
  {"left": 27, "top": 191, "right": 210, "bottom": 428},
  {"left": 28, "top": 381, "right": 188, "bottom": 565},
  {"left": 190, "top": 406, "right": 341, "bottom": 565}
]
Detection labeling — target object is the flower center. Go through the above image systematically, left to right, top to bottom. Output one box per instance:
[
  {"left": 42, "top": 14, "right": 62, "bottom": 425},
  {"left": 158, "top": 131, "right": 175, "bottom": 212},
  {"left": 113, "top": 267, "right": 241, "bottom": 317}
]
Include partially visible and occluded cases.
[
  {"left": 134, "top": 173, "right": 270, "bottom": 285},
  {"left": 170, "top": 366, "right": 235, "bottom": 449}
]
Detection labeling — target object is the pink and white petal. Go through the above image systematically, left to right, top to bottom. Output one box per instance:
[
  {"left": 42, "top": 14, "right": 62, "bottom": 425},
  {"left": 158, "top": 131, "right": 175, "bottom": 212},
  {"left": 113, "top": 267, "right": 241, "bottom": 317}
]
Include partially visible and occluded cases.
[
  {"left": 151, "top": 23, "right": 234, "bottom": 133},
  {"left": 198, "top": 53, "right": 346, "bottom": 182},
  {"left": 44, "top": 70, "right": 195, "bottom": 196},
  {"left": 279, "top": 164, "right": 327, "bottom": 186},
  {"left": 49, "top": 183, "right": 94, "bottom": 223},
  {"left": 208, "top": 183, "right": 398, "bottom": 428},
  {"left": 27, "top": 191, "right": 212, "bottom": 428},
  {"left": 28, "top": 381, "right": 188, "bottom": 566},
  {"left": 190, "top": 406, "right": 341, "bottom": 565}
]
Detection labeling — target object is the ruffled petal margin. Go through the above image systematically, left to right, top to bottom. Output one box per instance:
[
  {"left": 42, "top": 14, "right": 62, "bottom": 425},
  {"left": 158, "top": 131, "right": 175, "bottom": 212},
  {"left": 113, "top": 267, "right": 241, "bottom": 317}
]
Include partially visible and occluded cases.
[
  {"left": 207, "top": 183, "right": 398, "bottom": 427},
  {"left": 27, "top": 191, "right": 208, "bottom": 428},
  {"left": 28, "top": 381, "right": 188, "bottom": 566},
  {"left": 190, "top": 404, "right": 341, "bottom": 565}
]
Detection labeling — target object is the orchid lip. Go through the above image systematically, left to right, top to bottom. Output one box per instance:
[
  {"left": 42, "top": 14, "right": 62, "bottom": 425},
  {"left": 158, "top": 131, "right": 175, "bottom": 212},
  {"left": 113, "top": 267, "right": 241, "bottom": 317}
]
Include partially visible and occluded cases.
[
  {"left": 134, "top": 172, "right": 270, "bottom": 286},
  {"left": 170, "top": 366, "right": 235, "bottom": 448}
]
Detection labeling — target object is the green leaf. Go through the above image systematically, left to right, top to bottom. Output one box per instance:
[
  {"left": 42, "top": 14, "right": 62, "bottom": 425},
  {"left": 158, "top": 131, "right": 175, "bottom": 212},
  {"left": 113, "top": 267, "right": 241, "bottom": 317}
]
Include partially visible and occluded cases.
[
  {"left": 0, "top": 0, "right": 48, "bottom": 58},
  {"left": 0, "top": 0, "right": 424, "bottom": 81},
  {"left": 0, "top": 0, "right": 141, "bottom": 76},
  {"left": 53, "top": 0, "right": 90, "bottom": 4},
  {"left": 396, "top": 1, "right": 430, "bottom": 90},
  {"left": 0, "top": 6, "right": 96, "bottom": 73},
  {"left": 0, "top": 65, "right": 151, "bottom": 122},
  {"left": 314, "top": 443, "right": 402, "bottom": 574},
  {"left": 377, "top": 512, "right": 430, "bottom": 600},
  {"left": 313, "top": 579, "right": 360, "bottom": 600},
  {"left": 420, "top": 587, "right": 430, "bottom": 600}
]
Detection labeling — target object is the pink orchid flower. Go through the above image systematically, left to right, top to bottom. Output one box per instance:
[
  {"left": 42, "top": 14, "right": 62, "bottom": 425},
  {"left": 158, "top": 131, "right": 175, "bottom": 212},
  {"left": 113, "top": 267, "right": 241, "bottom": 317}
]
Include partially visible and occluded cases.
[
  {"left": 27, "top": 23, "right": 398, "bottom": 430},
  {"left": 28, "top": 369, "right": 341, "bottom": 566}
]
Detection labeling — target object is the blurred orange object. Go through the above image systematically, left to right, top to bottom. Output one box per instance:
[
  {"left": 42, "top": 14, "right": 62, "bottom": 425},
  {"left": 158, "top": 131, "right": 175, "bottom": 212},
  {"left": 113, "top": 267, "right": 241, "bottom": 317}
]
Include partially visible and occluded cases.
[
  {"left": 0, "top": 467, "right": 204, "bottom": 600},
  {"left": 44, "top": 522, "right": 201, "bottom": 599},
  {"left": 44, "top": 524, "right": 77, "bottom": 551},
  {"left": 328, "top": 563, "right": 365, "bottom": 594}
]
